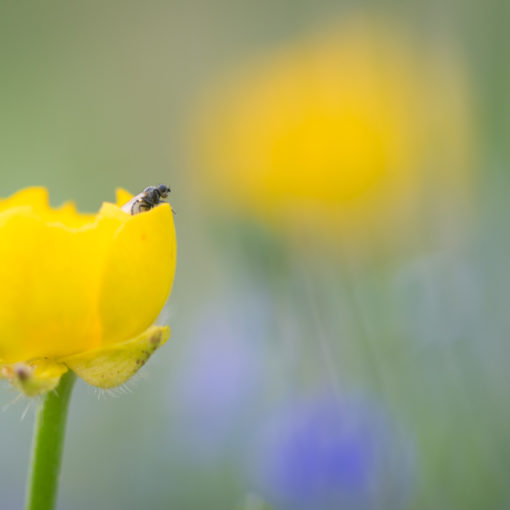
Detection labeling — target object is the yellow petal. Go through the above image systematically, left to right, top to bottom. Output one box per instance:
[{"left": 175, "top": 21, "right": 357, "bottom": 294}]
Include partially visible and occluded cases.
[
  {"left": 0, "top": 187, "right": 49, "bottom": 213},
  {"left": 116, "top": 188, "right": 134, "bottom": 207},
  {"left": 48, "top": 201, "right": 96, "bottom": 228},
  {"left": 98, "top": 203, "right": 176, "bottom": 345},
  {"left": 0, "top": 204, "right": 127, "bottom": 362},
  {"left": 63, "top": 325, "right": 170, "bottom": 388},
  {"left": 1, "top": 359, "right": 68, "bottom": 397}
]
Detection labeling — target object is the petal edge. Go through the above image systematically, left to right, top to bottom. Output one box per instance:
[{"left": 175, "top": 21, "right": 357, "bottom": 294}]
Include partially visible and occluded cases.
[{"left": 63, "top": 325, "right": 170, "bottom": 388}]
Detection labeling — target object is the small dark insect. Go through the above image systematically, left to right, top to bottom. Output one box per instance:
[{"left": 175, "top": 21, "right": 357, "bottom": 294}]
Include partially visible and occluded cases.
[{"left": 121, "top": 184, "right": 171, "bottom": 215}]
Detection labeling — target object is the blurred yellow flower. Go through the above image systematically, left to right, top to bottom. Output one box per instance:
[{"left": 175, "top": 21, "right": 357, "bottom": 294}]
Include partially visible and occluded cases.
[
  {"left": 194, "top": 17, "right": 473, "bottom": 248},
  {"left": 0, "top": 187, "right": 176, "bottom": 396}
]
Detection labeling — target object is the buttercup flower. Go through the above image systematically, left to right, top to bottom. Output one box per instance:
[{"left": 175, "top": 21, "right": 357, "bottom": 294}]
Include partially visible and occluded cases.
[
  {"left": 193, "top": 16, "right": 473, "bottom": 247},
  {"left": 0, "top": 187, "right": 176, "bottom": 396}
]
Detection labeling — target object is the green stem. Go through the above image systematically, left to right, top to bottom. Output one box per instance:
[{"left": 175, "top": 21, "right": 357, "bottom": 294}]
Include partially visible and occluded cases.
[{"left": 25, "top": 371, "right": 76, "bottom": 510}]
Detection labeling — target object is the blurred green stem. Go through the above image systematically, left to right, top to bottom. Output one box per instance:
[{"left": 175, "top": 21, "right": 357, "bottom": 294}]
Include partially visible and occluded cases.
[{"left": 25, "top": 371, "right": 76, "bottom": 510}]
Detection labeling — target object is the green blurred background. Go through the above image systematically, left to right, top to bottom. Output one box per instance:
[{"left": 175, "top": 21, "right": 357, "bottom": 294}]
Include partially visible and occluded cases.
[{"left": 0, "top": 1, "right": 509, "bottom": 509}]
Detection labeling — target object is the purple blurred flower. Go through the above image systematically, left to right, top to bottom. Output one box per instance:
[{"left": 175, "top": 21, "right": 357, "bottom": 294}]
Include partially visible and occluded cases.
[
  {"left": 169, "top": 296, "right": 267, "bottom": 460},
  {"left": 250, "top": 393, "right": 415, "bottom": 510}
]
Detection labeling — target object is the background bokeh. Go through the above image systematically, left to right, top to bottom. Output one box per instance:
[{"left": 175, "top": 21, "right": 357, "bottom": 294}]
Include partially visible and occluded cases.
[{"left": 0, "top": 1, "right": 509, "bottom": 509}]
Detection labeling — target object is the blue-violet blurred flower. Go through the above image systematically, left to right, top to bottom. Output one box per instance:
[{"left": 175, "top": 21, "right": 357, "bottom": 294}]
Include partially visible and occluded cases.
[{"left": 250, "top": 393, "right": 415, "bottom": 510}]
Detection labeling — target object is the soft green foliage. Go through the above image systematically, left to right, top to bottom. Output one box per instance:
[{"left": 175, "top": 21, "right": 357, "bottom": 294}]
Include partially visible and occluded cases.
[{"left": 0, "top": 1, "right": 508, "bottom": 509}]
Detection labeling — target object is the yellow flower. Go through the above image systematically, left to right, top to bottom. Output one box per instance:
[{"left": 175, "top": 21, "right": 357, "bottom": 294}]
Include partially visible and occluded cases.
[
  {"left": 193, "top": 16, "right": 473, "bottom": 249},
  {"left": 0, "top": 187, "right": 176, "bottom": 396}
]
